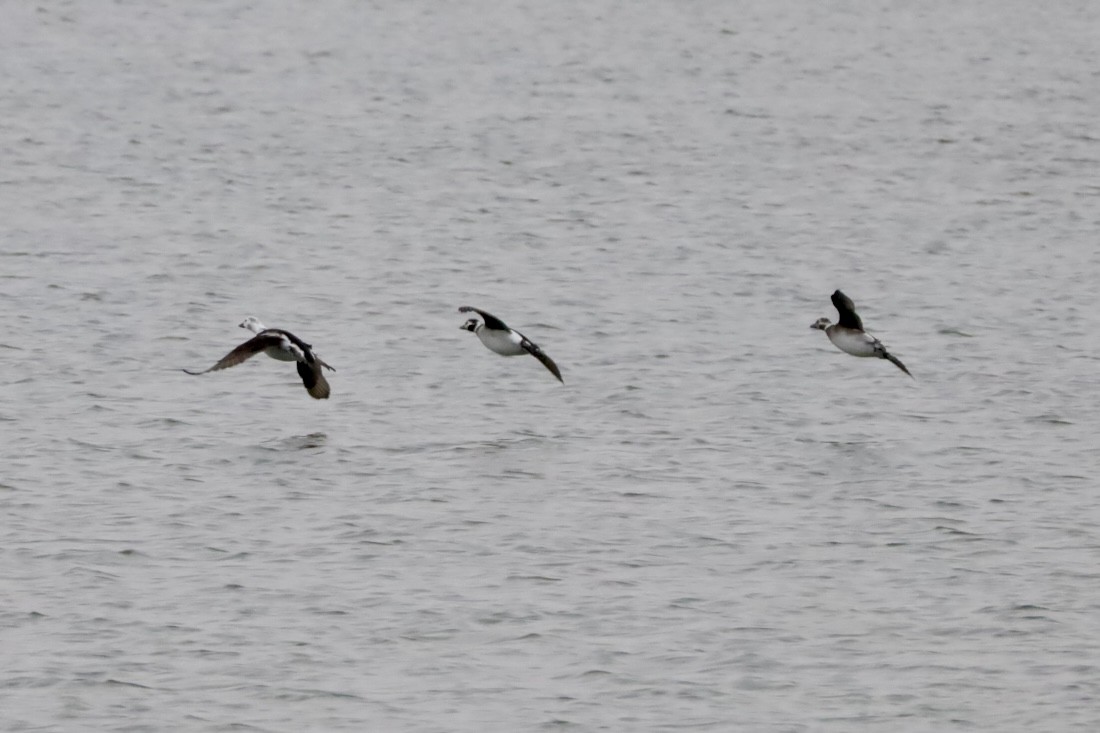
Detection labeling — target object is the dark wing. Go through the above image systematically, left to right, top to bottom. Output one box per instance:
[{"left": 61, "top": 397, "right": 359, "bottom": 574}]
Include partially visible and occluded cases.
[
  {"left": 831, "top": 290, "right": 864, "bottom": 330},
  {"left": 458, "top": 306, "right": 509, "bottom": 331},
  {"left": 182, "top": 333, "right": 281, "bottom": 375},
  {"left": 519, "top": 336, "right": 564, "bottom": 384},
  {"left": 296, "top": 360, "right": 332, "bottom": 399}
]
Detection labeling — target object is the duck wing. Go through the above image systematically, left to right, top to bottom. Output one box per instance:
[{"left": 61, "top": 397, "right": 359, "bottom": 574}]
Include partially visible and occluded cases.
[
  {"left": 831, "top": 290, "right": 864, "bottom": 330},
  {"left": 458, "top": 306, "right": 510, "bottom": 331},
  {"left": 183, "top": 333, "right": 282, "bottom": 375},
  {"left": 296, "top": 360, "right": 332, "bottom": 399}
]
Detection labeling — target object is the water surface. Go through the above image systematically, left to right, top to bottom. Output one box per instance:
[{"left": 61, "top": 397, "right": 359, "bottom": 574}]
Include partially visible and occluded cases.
[{"left": 2, "top": 1, "right": 1099, "bottom": 731}]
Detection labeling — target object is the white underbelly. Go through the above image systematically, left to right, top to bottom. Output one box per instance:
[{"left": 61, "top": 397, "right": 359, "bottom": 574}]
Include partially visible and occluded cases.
[
  {"left": 827, "top": 328, "right": 879, "bottom": 357},
  {"left": 478, "top": 329, "right": 525, "bottom": 356},
  {"left": 265, "top": 345, "right": 301, "bottom": 362}
]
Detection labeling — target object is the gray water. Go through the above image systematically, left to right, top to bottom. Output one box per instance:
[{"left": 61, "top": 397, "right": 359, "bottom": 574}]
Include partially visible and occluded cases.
[{"left": 3, "top": 1, "right": 1100, "bottom": 731}]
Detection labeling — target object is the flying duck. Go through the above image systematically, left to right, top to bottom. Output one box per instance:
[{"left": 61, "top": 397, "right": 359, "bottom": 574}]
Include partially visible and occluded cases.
[
  {"left": 811, "top": 290, "right": 913, "bottom": 378},
  {"left": 458, "top": 306, "right": 564, "bottom": 383},
  {"left": 184, "top": 317, "right": 336, "bottom": 398}
]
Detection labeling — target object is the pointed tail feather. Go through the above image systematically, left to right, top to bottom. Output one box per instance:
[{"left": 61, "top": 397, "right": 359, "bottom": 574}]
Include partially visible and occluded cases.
[
  {"left": 521, "top": 340, "right": 564, "bottom": 383},
  {"left": 535, "top": 351, "right": 564, "bottom": 383},
  {"left": 885, "top": 352, "right": 914, "bottom": 379}
]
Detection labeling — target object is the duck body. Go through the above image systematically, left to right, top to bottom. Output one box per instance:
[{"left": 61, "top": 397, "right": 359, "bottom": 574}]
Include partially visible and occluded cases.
[
  {"left": 811, "top": 291, "right": 912, "bottom": 378},
  {"left": 458, "top": 306, "right": 564, "bottom": 383},
  {"left": 184, "top": 317, "right": 336, "bottom": 399},
  {"left": 239, "top": 317, "right": 311, "bottom": 362},
  {"left": 470, "top": 324, "right": 528, "bottom": 356},
  {"left": 824, "top": 324, "right": 885, "bottom": 358}
]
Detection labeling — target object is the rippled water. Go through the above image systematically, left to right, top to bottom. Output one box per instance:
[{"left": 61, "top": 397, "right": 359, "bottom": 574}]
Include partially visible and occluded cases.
[{"left": 3, "top": 1, "right": 1100, "bottom": 731}]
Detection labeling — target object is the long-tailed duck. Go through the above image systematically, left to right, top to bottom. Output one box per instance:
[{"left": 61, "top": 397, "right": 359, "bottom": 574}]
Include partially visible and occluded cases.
[
  {"left": 811, "top": 290, "right": 913, "bottom": 378},
  {"left": 458, "top": 306, "right": 564, "bottom": 383},
  {"left": 184, "top": 317, "right": 336, "bottom": 398}
]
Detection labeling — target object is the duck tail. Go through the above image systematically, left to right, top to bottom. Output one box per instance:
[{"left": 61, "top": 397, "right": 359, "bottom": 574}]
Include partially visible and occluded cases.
[{"left": 885, "top": 352, "right": 914, "bottom": 379}]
